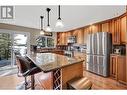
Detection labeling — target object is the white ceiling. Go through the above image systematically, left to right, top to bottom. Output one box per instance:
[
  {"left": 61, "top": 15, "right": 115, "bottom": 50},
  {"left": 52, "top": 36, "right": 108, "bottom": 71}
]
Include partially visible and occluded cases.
[{"left": 0, "top": 5, "right": 126, "bottom": 32}]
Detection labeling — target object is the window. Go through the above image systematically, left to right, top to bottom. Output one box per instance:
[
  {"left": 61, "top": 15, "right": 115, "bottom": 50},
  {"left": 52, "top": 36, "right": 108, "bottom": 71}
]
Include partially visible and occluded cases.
[
  {"left": 36, "top": 36, "right": 54, "bottom": 48},
  {"left": 36, "top": 37, "right": 46, "bottom": 48},
  {"left": 47, "top": 38, "right": 54, "bottom": 47}
]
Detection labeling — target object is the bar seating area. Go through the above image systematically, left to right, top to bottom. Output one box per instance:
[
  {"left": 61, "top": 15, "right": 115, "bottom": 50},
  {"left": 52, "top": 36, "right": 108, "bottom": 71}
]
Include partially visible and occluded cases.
[{"left": 16, "top": 55, "right": 41, "bottom": 90}]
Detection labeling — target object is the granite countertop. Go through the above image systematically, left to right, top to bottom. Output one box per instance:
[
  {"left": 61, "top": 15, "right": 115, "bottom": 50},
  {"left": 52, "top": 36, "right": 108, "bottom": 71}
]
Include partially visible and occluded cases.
[
  {"left": 37, "top": 49, "right": 64, "bottom": 53},
  {"left": 27, "top": 53, "right": 84, "bottom": 73}
]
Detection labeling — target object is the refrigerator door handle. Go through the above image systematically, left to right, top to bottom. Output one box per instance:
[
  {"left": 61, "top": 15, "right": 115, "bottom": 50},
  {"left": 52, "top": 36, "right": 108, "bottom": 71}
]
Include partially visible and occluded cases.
[
  {"left": 97, "top": 33, "right": 99, "bottom": 55},
  {"left": 92, "top": 34, "right": 94, "bottom": 54}
]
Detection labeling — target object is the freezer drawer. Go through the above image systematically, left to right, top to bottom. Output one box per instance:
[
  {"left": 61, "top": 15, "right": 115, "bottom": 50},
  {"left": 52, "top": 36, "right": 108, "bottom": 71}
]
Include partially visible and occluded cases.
[
  {"left": 86, "top": 55, "right": 93, "bottom": 64},
  {"left": 93, "top": 55, "right": 98, "bottom": 73},
  {"left": 97, "top": 56, "right": 107, "bottom": 67},
  {"left": 86, "top": 63, "right": 93, "bottom": 72},
  {"left": 98, "top": 65, "right": 107, "bottom": 77}
]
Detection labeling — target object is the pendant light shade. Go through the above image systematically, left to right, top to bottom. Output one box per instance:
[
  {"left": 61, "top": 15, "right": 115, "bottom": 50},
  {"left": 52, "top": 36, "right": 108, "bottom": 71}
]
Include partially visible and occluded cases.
[
  {"left": 55, "top": 5, "right": 64, "bottom": 28},
  {"left": 45, "top": 8, "right": 52, "bottom": 32},
  {"left": 40, "top": 16, "right": 45, "bottom": 35},
  {"left": 56, "top": 19, "right": 64, "bottom": 28},
  {"left": 45, "top": 26, "right": 51, "bottom": 32}
]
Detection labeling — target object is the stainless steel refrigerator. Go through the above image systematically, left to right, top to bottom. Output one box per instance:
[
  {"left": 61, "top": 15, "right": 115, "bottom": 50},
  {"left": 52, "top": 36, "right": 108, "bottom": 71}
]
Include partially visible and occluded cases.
[{"left": 86, "top": 32, "right": 112, "bottom": 77}]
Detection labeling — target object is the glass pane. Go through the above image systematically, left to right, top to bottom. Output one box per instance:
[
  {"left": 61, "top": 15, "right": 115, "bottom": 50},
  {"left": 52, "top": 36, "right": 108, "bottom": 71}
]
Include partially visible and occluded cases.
[
  {"left": 0, "top": 33, "right": 11, "bottom": 68},
  {"left": 13, "top": 34, "right": 27, "bottom": 56},
  {"left": 36, "top": 37, "right": 46, "bottom": 48},
  {"left": 47, "top": 38, "right": 54, "bottom": 47}
]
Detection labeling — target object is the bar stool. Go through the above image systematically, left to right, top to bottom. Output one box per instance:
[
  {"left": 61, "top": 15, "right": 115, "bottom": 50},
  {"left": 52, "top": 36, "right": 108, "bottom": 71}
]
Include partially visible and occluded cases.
[
  {"left": 16, "top": 55, "right": 41, "bottom": 90},
  {"left": 67, "top": 77, "right": 92, "bottom": 90}
]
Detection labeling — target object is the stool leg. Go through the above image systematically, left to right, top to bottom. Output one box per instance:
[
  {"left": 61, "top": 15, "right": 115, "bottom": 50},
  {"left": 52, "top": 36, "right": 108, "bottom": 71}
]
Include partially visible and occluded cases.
[
  {"left": 31, "top": 75, "right": 35, "bottom": 90},
  {"left": 24, "top": 77, "right": 27, "bottom": 90}
]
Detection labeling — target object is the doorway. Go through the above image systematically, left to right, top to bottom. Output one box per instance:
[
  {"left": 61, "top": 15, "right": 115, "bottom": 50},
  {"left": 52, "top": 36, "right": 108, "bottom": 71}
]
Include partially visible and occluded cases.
[{"left": 0, "top": 29, "right": 30, "bottom": 75}]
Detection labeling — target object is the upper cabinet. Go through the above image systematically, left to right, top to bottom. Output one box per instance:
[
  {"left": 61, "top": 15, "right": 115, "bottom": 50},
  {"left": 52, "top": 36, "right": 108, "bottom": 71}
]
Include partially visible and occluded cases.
[
  {"left": 57, "top": 12, "right": 127, "bottom": 45},
  {"left": 110, "top": 14, "right": 127, "bottom": 45},
  {"left": 121, "top": 16, "right": 127, "bottom": 44},
  {"left": 110, "top": 19, "right": 121, "bottom": 45},
  {"left": 102, "top": 22, "right": 110, "bottom": 32},
  {"left": 91, "top": 24, "right": 102, "bottom": 33},
  {"left": 84, "top": 27, "right": 91, "bottom": 44},
  {"left": 72, "top": 28, "right": 84, "bottom": 44},
  {"left": 57, "top": 31, "right": 73, "bottom": 45},
  {"left": 57, "top": 32, "right": 67, "bottom": 45}
]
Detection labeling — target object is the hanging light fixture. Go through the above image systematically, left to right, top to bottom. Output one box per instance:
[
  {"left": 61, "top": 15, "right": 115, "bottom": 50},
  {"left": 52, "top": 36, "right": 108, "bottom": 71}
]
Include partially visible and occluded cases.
[
  {"left": 55, "top": 5, "right": 64, "bottom": 28},
  {"left": 45, "top": 8, "right": 52, "bottom": 32},
  {"left": 40, "top": 16, "right": 45, "bottom": 35}
]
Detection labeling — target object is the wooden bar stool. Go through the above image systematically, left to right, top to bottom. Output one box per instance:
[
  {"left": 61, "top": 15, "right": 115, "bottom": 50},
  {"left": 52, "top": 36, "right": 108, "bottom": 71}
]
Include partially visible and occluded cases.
[
  {"left": 16, "top": 55, "right": 41, "bottom": 90},
  {"left": 67, "top": 77, "right": 92, "bottom": 90}
]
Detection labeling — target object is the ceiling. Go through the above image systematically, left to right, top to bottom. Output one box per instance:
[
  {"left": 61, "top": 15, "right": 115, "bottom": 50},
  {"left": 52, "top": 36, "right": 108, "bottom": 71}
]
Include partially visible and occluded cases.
[{"left": 0, "top": 5, "right": 126, "bottom": 32}]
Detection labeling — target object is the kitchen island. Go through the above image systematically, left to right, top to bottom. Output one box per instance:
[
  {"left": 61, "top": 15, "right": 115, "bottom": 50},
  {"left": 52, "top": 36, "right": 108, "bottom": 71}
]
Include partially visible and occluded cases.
[{"left": 27, "top": 53, "right": 84, "bottom": 89}]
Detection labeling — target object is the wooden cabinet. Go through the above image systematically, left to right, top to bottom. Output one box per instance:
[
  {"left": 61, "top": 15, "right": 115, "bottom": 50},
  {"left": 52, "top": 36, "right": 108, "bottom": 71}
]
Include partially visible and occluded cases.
[
  {"left": 57, "top": 12, "right": 127, "bottom": 45},
  {"left": 109, "top": 15, "right": 127, "bottom": 45},
  {"left": 121, "top": 16, "right": 127, "bottom": 43},
  {"left": 110, "top": 19, "right": 121, "bottom": 45},
  {"left": 102, "top": 22, "right": 109, "bottom": 32},
  {"left": 91, "top": 24, "right": 102, "bottom": 33},
  {"left": 91, "top": 25, "right": 98, "bottom": 33},
  {"left": 83, "top": 27, "right": 91, "bottom": 44},
  {"left": 72, "top": 28, "right": 84, "bottom": 44},
  {"left": 57, "top": 32, "right": 67, "bottom": 45},
  {"left": 110, "top": 54, "right": 126, "bottom": 84},
  {"left": 110, "top": 55, "right": 117, "bottom": 79},
  {"left": 117, "top": 56, "right": 126, "bottom": 84},
  {"left": 35, "top": 72, "right": 53, "bottom": 89}
]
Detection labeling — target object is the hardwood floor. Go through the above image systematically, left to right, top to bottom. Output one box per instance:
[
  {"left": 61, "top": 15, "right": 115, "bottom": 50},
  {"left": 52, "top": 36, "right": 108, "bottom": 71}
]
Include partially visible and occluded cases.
[
  {"left": 0, "top": 70, "right": 127, "bottom": 90},
  {"left": 84, "top": 71, "right": 127, "bottom": 90},
  {"left": 0, "top": 74, "right": 23, "bottom": 90}
]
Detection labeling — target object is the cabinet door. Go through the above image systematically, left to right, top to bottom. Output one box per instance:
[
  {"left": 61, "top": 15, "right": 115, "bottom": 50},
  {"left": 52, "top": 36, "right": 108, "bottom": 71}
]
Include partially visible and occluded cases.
[
  {"left": 121, "top": 16, "right": 127, "bottom": 43},
  {"left": 111, "top": 19, "right": 121, "bottom": 45},
  {"left": 102, "top": 22, "right": 110, "bottom": 32},
  {"left": 91, "top": 25, "right": 98, "bottom": 33},
  {"left": 84, "top": 27, "right": 91, "bottom": 44},
  {"left": 73, "top": 29, "right": 84, "bottom": 44},
  {"left": 60, "top": 32, "right": 67, "bottom": 45},
  {"left": 57, "top": 33, "right": 60, "bottom": 45},
  {"left": 58, "top": 33, "right": 61, "bottom": 45},
  {"left": 110, "top": 56, "right": 117, "bottom": 79},
  {"left": 117, "top": 56, "right": 126, "bottom": 84}
]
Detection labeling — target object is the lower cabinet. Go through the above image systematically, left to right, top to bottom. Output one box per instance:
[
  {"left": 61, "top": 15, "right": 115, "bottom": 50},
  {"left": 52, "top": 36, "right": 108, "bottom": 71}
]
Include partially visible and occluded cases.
[
  {"left": 110, "top": 54, "right": 126, "bottom": 84},
  {"left": 110, "top": 55, "right": 117, "bottom": 79},
  {"left": 117, "top": 56, "right": 126, "bottom": 84}
]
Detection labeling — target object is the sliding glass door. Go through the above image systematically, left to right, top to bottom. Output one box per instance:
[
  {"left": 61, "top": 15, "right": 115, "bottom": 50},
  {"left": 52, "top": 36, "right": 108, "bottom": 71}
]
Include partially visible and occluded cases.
[
  {"left": 0, "top": 29, "right": 30, "bottom": 71},
  {"left": 0, "top": 32, "right": 12, "bottom": 70},
  {"left": 12, "top": 33, "right": 30, "bottom": 65},
  {"left": 13, "top": 33, "right": 28, "bottom": 56}
]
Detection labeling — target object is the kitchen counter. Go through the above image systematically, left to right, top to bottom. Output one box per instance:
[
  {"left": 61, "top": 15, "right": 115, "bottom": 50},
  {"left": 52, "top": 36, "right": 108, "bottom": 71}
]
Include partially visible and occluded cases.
[
  {"left": 36, "top": 49, "right": 64, "bottom": 55},
  {"left": 74, "top": 51, "right": 87, "bottom": 68},
  {"left": 27, "top": 53, "right": 84, "bottom": 89},
  {"left": 27, "top": 53, "right": 84, "bottom": 73}
]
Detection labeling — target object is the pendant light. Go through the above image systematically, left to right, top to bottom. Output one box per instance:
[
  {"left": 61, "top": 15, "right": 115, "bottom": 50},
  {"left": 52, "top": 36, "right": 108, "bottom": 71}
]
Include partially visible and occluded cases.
[
  {"left": 55, "top": 5, "right": 64, "bottom": 28},
  {"left": 45, "top": 8, "right": 52, "bottom": 32},
  {"left": 40, "top": 16, "right": 45, "bottom": 35}
]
